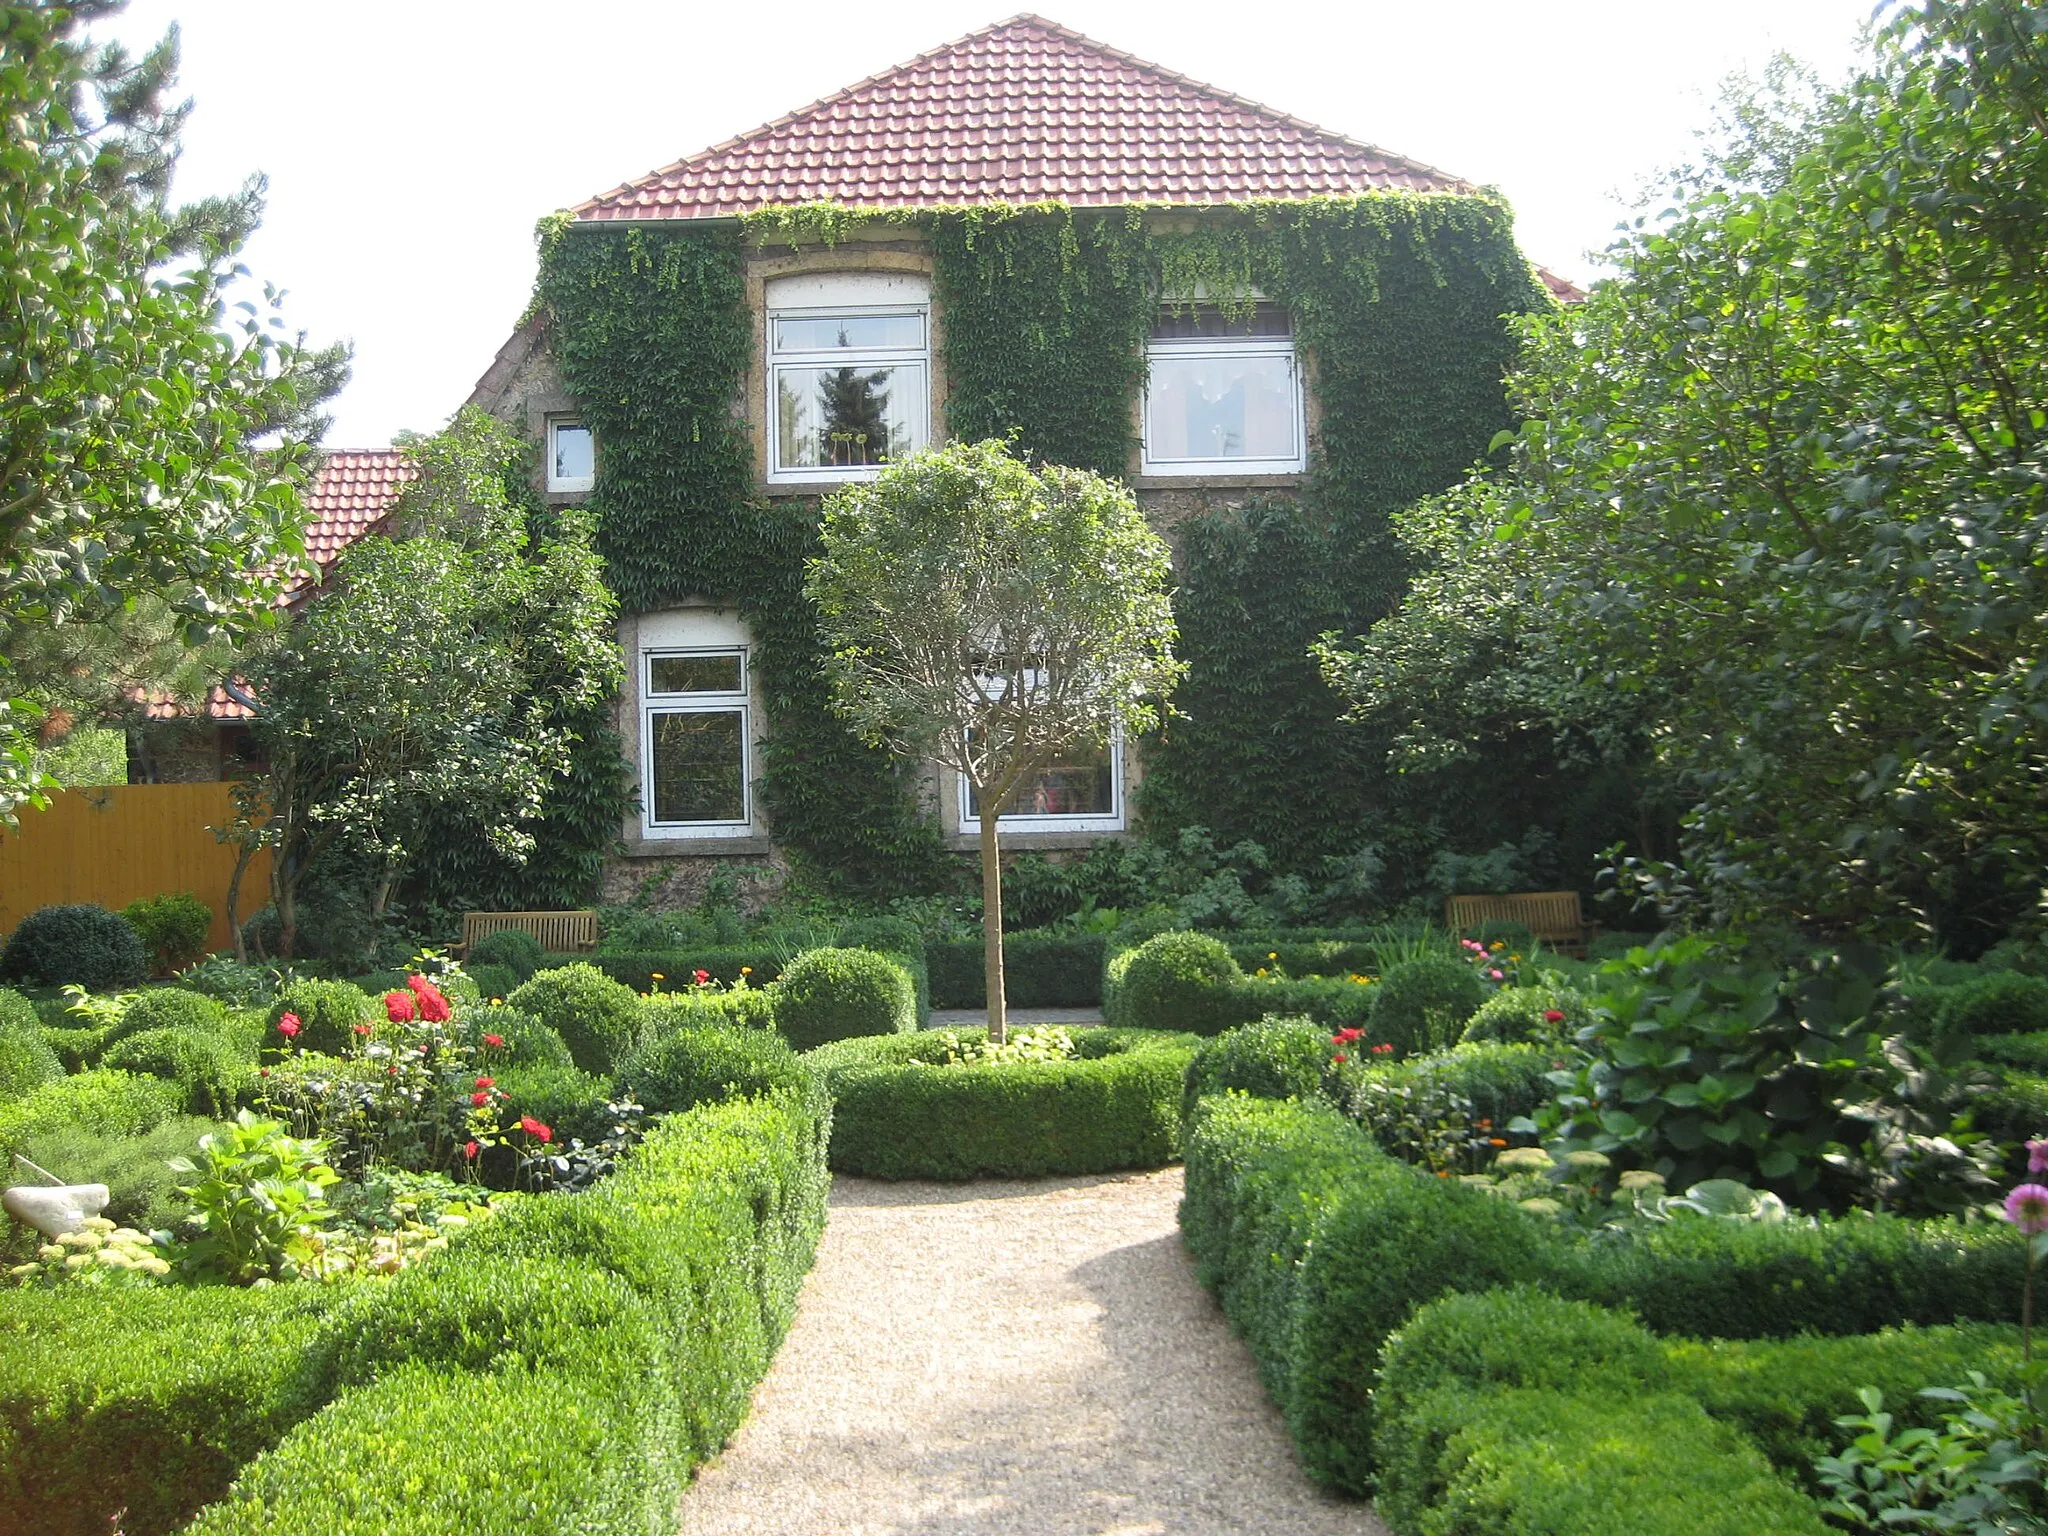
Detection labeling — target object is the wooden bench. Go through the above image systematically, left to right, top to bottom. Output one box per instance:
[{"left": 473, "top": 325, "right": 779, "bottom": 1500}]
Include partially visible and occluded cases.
[
  {"left": 1444, "top": 891, "right": 1596, "bottom": 956},
  {"left": 460, "top": 910, "right": 599, "bottom": 956}
]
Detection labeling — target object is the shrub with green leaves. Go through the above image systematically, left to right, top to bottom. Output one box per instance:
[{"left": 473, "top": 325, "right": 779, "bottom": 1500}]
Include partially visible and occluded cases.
[
  {"left": 122, "top": 893, "right": 214, "bottom": 975},
  {"left": 0, "top": 903, "right": 147, "bottom": 990},
  {"left": 466, "top": 927, "right": 546, "bottom": 982},
  {"left": 1106, "top": 930, "right": 1244, "bottom": 1034},
  {"left": 771, "top": 947, "right": 915, "bottom": 1050},
  {"left": 1367, "top": 954, "right": 1488, "bottom": 1056},
  {"left": 465, "top": 962, "right": 519, "bottom": 1002},
  {"left": 504, "top": 963, "right": 642, "bottom": 1073},
  {"left": 1935, "top": 970, "right": 2048, "bottom": 1043},
  {"left": 264, "top": 980, "right": 374, "bottom": 1058},
  {"left": 1462, "top": 981, "right": 1586, "bottom": 1045},
  {"left": 640, "top": 983, "right": 777, "bottom": 1037},
  {"left": 105, "top": 986, "right": 235, "bottom": 1055},
  {"left": 458, "top": 1003, "right": 573, "bottom": 1070},
  {"left": 0, "top": 1015, "right": 61, "bottom": 1102},
  {"left": 1182, "top": 1017, "right": 1338, "bottom": 1122},
  {"left": 617, "top": 1026, "right": 808, "bottom": 1115},
  {"left": 101, "top": 1027, "right": 246, "bottom": 1116},
  {"left": 811, "top": 1027, "right": 1198, "bottom": 1179},
  {"left": 490, "top": 1064, "right": 617, "bottom": 1149},
  {"left": 0, "top": 1069, "right": 184, "bottom": 1165},
  {"left": 14, "top": 1116, "right": 229, "bottom": 1234}
]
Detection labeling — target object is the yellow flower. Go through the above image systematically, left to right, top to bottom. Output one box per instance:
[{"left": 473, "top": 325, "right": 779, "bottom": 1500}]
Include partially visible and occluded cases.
[
  {"left": 1268, "top": 952, "right": 1278, "bottom": 960},
  {"left": 741, "top": 966, "right": 753, "bottom": 975},
  {"left": 651, "top": 973, "right": 665, "bottom": 981}
]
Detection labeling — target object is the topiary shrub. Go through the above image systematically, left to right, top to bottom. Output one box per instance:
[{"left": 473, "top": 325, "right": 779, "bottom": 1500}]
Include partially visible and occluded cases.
[
  {"left": 121, "top": 892, "right": 214, "bottom": 975},
  {"left": 0, "top": 903, "right": 147, "bottom": 990},
  {"left": 467, "top": 928, "right": 546, "bottom": 982},
  {"left": 1108, "top": 930, "right": 1244, "bottom": 1034},
  {"left": 771, "top": 947, "right": 916, "bottom": 1050},
  {"left": 1369, "top": 955, "right": 1488, "bottom": 1056},
  {"left": 467, "top": 962, "right": 520, "bottom": 1003},
  {"left": 505, "top": 963, "right": 642, "bottom": 1073},
  {"left": 1935, "top": 970, "right": 2048, "bottom": 1044},
  {"left": 264, "top": 979, "right": 375, "bottom": 1058},
  {"left": 1461, "top": 982, "right": 1587, "bottom": 1046},
  {"left": 640, "top": 985, "right": 777, "bottom": 1037},
  {"left": 103, "top": 987, "right": 234, "bottom": 1056},
  {"left": 461, "top": 1004, "right": 574, "bottom": 1070},
  {"left": 0, "top": 1015, "right": 62, "bottom": 1102},
  {"left": 1183, "top": 1016, "right": 1338, "bottom": 1122},
  {"left": 617, "top": 1026, "right": 809, "bottom": 1115},
  {"left": 99, "top": 1027, "right": 245, "bottom": 1116},
  {"left": 490, "top": 1064, "right": 619, "bottom": 1150},
  {"left": 0, "top": 1069, "right": 184, "bottom": 1164}
]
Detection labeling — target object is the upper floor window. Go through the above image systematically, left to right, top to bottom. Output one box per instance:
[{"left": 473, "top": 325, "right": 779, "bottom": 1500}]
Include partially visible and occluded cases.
[
  {"left": 766, "top": 272, "right": 930, "bottom": 483},
  {"left": 1141, "top": 301, "right": 1305, "bottom": 476},
  {"left": 548, "top": 419, "right": 594, "bottom": 493}
]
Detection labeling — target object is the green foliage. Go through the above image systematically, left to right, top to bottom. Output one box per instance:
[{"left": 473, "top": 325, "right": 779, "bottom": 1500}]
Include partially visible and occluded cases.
[
  {"left": 0, "top": 3, "right": 342, "bottom": 821},
  {"left": 121, "top": 893, "right": 213, "bottom": 975},
  {"left": 0, "top": 904, "right": 147, "bottom": 990},
  {"left": 466, "top": 927, "right": 545, "bottom": 981},
  {"left": 1107, "top": 930, "right": 1244, "bottom": 1033},
  {"left": 581, "top": 947, "right": 783, "bottom": 991},
  {"left": 772, "top": 947, "right": 916, "bottom": 1049},
  {"left": 1368, "top": 955, "right": 1489, "bottom": 1056},
  {"left": 503, "top": 963, "right": 641, "bottom": 1073},
  {"left": 1936, "top": 971, "right": 2048, "bottom": 1043},
  {"left": 264, "top": 979, "right": 373, "bottom": 1058},
  {"left": 1462, "top": 980, "right": 1585, "bottom": 1045},
  {"left": 637, "top": 983, "right": 778, "bottom": 1035},
  {"left": 114, "top": 986, "right": 235, "bottom": 1053},
  {"left": 458, "top": 1003, "right": 572, "bottom": 1069},
  {"left": 0, "top": 1015, "right": 61, "bottom": 1102},
  {"left": 1182, "top": 1017, "right": 1340, "bottom": 1122},
  {"left": 616, "top": 1025, "right": 809, "bottom": 1115},
  {"left": 809, "top": 1026, "right": 1198, "bottom": 1178},
  {"left": 100, "top": 1027, "right": 245, "bottom": 1116},
  {"left": 1345, "top": 1041, "right": 1555, "bottom": 1163},
  {"left": 488, "top": 1063, "right": 615, "bottom": 1149},
  {"left": 0, "top": 1069, "right": 184, "bottom": 1167},
  {"left": 162, "top": 1111, "right": 338, "bottom": 1284},
  {"left": 14, "top": 1117, "right": 228, "bottom": 1234},
  {"left": 0, "top": 1286, "right": 337, "bottom": 1536},
  {"left": 1814, "top": 1376, "right": 2047, "bottom": 1533}
]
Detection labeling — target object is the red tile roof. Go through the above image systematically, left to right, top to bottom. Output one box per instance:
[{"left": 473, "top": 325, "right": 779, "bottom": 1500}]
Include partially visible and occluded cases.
[{"left": 575, "top": 14, "right": 1474, "bottom": 222}]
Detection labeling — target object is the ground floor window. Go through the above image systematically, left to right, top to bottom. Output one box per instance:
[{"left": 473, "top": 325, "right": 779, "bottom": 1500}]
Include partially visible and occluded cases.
[
  {"left": 637, "top": 609, "right": 755, "bottom": 839},
  {"left": 958, "top": 733, "right": 1124, "bottom": 834}
]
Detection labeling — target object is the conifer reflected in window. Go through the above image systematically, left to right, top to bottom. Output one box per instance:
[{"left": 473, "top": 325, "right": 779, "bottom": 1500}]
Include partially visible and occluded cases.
[{"left": 769, "top": 301, "right": 928, "bottom": 479}]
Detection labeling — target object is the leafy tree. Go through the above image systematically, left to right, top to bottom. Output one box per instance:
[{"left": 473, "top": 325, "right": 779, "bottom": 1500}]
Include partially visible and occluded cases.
[
  {"left": 1327, "top": 0, "right": 2048, "bottom": 948},
  {"left": 0, "top": 1, "right": 346, "bottom": 815},
  {"left": 232, "top": 409, "right": 619, "bottom": 960},
  {"left": 806, "top": 440, "right": 1182, "bottom": 1039}
]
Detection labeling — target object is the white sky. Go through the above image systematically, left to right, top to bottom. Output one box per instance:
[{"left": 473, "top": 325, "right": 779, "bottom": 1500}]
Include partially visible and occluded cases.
[{"left": 104, "top": 0, "right": 1879, "bottom": 450}]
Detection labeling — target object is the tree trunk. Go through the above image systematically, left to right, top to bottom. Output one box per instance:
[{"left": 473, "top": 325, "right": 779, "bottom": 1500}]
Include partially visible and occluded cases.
[
  {"left": 980, "top": 804, "right": 1008, "bottom": 1045},
  {"left": 224, "top": 841, "right": 256, "bottom": 964},
  {"left": 276, "top": 853, "right": 298, "bottom": 963}
]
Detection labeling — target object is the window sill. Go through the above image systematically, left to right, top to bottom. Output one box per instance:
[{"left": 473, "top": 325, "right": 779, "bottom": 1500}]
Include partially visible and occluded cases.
[
  {"left": 1133, "top": 472, "right": 1306, "bottom": 490},
  {"left": 759, "top": 477, "right": 879, "bottom": 498},
  {"left": 945, "top": 829, "right": 1130, "bottom": 852},
  {"left": 621, "top": 834, "right": 777, "bottom": 858}
]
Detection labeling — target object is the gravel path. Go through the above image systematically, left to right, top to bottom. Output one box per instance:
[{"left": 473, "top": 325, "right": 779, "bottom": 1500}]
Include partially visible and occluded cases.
[{"left": 678, "top": 1168, "right": 1387, "bottom": 1536}]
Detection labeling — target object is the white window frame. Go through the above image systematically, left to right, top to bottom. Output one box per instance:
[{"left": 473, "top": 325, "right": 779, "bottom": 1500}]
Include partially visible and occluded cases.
[
  {"left": 765, "top": 285, "right": 930, "bottom": 485},
  {"left": 1140, "top": 306, "right": 1306, "bottom": 477},
  {"left": 546, "top": 418, "right": 595, "bottom": 493},
  {"left": 640, "top": 646, "right": 752, "bottom": 839},
  {"left": 957, "top": 727, "right": 1126, "bottom": 836}
]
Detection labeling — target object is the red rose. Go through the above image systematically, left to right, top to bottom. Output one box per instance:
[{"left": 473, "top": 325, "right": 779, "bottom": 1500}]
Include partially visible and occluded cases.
[
  {"left": 693, "top": 969, "right": 710, "bottom": 985},
  {"left": 413, "top": 981, "right": 451, "bottom": 1023},
  {"left": 385, "top": 991, "right": 416, "bottom": 1023},
  {"left": 1542, "top": 1009, "right": 1566, "bottom": 1024},
  {"left": 276, "top": 1015, "right": 301, "bottom": 1039},
  {"left": 351, "top": 1023, "right": 373, "bottom": 1037},
  {"left": 1332, "top": 1027, "right": 1363, "bottom": 1044},
  {"left": 482, "top": 1034, "right": 504, "bottom": 1049},
  {"left": 1333, "top": 1053, "right": 1348, "bottom": 1064},
  {"left": 258, "top": 1067, "right": 271, "bottom": 1078},
  {"left": 475, "top": 1076, "right": 493, "bottom": 1089},
  {"left": 471, "top": 1091, "right": 491, "bottom": 1106},
  {"left": 520, "top": 1115, "right": 552, "bottom": 1144},
  {"left": 464, "top": 1140, "right": 480, "bottom": 1160}
]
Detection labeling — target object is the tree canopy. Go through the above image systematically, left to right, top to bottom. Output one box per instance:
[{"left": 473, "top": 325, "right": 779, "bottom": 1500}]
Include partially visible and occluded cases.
[{"left": 0, "top": 0, "right": 345, "bottom": 815}]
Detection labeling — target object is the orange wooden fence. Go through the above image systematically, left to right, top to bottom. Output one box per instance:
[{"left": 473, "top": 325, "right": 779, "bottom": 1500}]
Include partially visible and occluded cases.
[{"left": 0, "top": 784, "right": 271, "bottom": 954}]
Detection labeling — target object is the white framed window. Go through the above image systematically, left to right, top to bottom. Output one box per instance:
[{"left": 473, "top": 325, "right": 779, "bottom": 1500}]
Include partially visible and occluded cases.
[
  {"left": 766, "top": 272, "right": 930, "bottom": 483},
  {"left": 1141, "top": 301, "right": 1305, "bottom": 476},
  {"left": 547, "top": 419, "right": 595, "bottom": 493},
  {"left": 638, "top": 610, "right": 753, "bottom": 839},
  {"left": 958, "top": 730, "right": 1126, "bottom": 835}
]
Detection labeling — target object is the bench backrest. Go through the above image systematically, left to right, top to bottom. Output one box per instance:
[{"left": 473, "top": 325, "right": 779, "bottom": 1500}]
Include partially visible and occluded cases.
[
  {"left": 1443, "top": 891, "right": 1585, "bottom": 944},
  {"left": 461, "top": 910, "right": 600, "bottom": 954}
]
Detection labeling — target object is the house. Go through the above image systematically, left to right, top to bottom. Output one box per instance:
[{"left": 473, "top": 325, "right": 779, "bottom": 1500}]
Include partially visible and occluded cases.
[{"left": 464, "top": 14, "right": 1567, "bottom": 905}]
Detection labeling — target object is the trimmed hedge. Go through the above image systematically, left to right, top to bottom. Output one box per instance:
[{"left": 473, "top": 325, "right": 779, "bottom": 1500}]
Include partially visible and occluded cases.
[
  {"left": 0, "top": 903, "right": 147, "bottom": 991},
  {"left": 465, "top": 927, "right": 546, "bottom": 981},
  {"left": 1105, "top": 931, "right": 1384, "bottom": 1036},
  {"left": 928, "top": 932, "right": 1109, "bottom": 1009},
  {"left": 574, "top": 946, "right": 782, "bottom": 994},
  {"left": 773, "top": 948, "right": 916, "bottom": 1050},
  {"left": 1366, "top": 955, "right": 1488, "bottom": 1056},
  {"left": 504, "top": 963, "right": 641, "bottom": 1073},
  {"left": 1937, "top": 969, "right": 2048, "bottom": 1041},
  {"left": 264, "top": 980, "right": 374, "bottom": 1059},
  {"left": 639, "top": 984, "right": 778, "bottom": 1037},
  {"left": 106, "top": 987, "right": 236, "bottom": 1056},
  {"left": 459, "top": 1004, "right": 574, "bottom": 1070},
  {"left": 0, "top": 1015, "right": 61, "bottom": 1102},
  {"left": 1181, "top": 1017, "right": 1337, "bottom": 1122},
  {"left": 617, "top": 1025, "right": 810, "bottom": 1115},
  {"left": 810, "top": 1026, "right": 1200, "bottom": 1179},
  {"left": 100, "top": 1027, "right": 245, "bottom": 1116},
  {"left": 1348, "top": 1040, "right": 1557, "bottom": 1134},
  {"left": 491, "top": 1063, "right": 617, "bottom": 1147},
  {"left": 0, "top": 1069, "right": 184, "bottom": 1166},
  {"left": 1179, "top": 1093, "right": 2028, "bottom": 1494},
  {"left": 0, "top": 1286, "right": 337, "bottom": 1536}
]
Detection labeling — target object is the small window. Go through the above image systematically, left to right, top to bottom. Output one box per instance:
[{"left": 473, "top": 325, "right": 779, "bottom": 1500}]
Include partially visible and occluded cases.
[
  {"left": 767, "top": 274, "right": 930, "bottom": 483},
  {"left": 1141, "top": 302, "right": 1305, "bottom": 476},
  {"left": 548, "top": 419, "right": 594, "bottom": 493},
  {"left": 641, "top": 646, "right": 749, "bottom": 834},
  {"left": 959, "top": 732, "right": 1125, "bottom": 835}
]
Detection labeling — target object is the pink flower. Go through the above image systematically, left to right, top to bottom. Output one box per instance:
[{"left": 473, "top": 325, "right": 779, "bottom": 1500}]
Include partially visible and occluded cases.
[
  {"left": 1488, "top": 969, "right": 1504, "bottom": 980},
  {"left": 385, "top": 991, "right": 416, "bottom": 1023},
  {"left": 276, "top": 1014, "right": 301, "bottom": 1039},
  {"left": 482, "top": 1034, "right": 504, "bottom": 1049},
  {"left": 520, "top": 1115, "right": 552, "bottom": 1144},
  {"left": 2029, "top": 1139, "right": 2048, "bottom": 1175},
  {"left": 464, "top": 1140, "right": 480, "bottom": 1160},
  {"left": 2006, "top": 1183, "right": 2048, "bottom": 1235}
]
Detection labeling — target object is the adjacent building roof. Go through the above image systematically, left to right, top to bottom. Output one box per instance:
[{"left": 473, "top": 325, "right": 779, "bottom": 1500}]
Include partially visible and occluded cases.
[{"left": 574, "top": 13, "right": 1474, "bottom": 223}]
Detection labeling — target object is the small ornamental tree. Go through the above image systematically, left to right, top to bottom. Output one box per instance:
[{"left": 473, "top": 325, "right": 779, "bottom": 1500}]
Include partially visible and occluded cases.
[{"left": 807, "top": 440, "right": 1182, "bottom": 1041}]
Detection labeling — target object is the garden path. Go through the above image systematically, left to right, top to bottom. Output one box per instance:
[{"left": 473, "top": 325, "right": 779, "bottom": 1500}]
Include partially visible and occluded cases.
[
  {"left": 926, "top": 1007, "right": 1106, "bottom": 1028},
  {"left": 677, "top": 1167, "right": 1387, "bottom": 1536}
]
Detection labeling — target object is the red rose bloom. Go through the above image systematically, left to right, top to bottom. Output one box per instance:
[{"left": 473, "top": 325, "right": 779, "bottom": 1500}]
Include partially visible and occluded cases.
[
  {"left": 693, "top": 969, "right": 710, "bottom": 985},
  {"left": 384, "top": 991, "right": 416, "bottom": 1023},
  {"left": 1542, "top": 1009, "right": 1567, "bottom": 1024},
  {"left": 276, "top": 1014, "right": 301, "bottom": 1039},
  {"left": 351, "top": 1023, "right": 373, "bottom": 1037},
  {"left": 482, "top": 1033, "right": 505, "bottom": 1048},
  {"left": 1333, "top": 1053, "right": 1348, "bottom": 1064},
  {"left": 475, "top": 1076, "right": 493, "bottom": 1089},
  {"left": 471, "top": 1091, "right": 491, "bottom": 1106},
  {"left": 520, "top": 1115, "right": 553, "bottom": 1144},
  {"left": 464, "top": 1140, "right": 480, "bottom": 1160}
]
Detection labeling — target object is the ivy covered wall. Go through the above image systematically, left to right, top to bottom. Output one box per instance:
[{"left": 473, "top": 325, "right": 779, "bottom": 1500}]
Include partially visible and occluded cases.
[{"left": 529, "top": 196, "right": 1550, "bottom": 896}]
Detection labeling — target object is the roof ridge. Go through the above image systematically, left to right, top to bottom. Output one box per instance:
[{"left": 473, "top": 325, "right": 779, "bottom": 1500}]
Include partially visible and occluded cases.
[{"left": 571, "top": 14, "right": 1474, "bottom": 219}]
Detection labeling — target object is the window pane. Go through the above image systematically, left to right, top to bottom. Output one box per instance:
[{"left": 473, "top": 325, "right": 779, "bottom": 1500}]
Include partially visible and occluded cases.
[
  {"left": 1152, "top": 302, "right": 1291, "bottom": 339},
  {"left": 773, "top": 312, "right": 924, "bottom": 353},
  {"left": 1146, "top": 351, "right": 1298, "bottom": 462},
  {"left": 776, "top": 364, "right": 926, "bottom": 469},
  {"left": 552, "top": 423, "right": 593, "bottom": 483},
  {"left": 649, "top": 653, "right": 742, "bottom": 695},
  {"left": 649, "top": 710, "right": 745, "bottom": 823},
  {"left": 968, "top": 744, "right": 1115, "bottom": 818}
]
